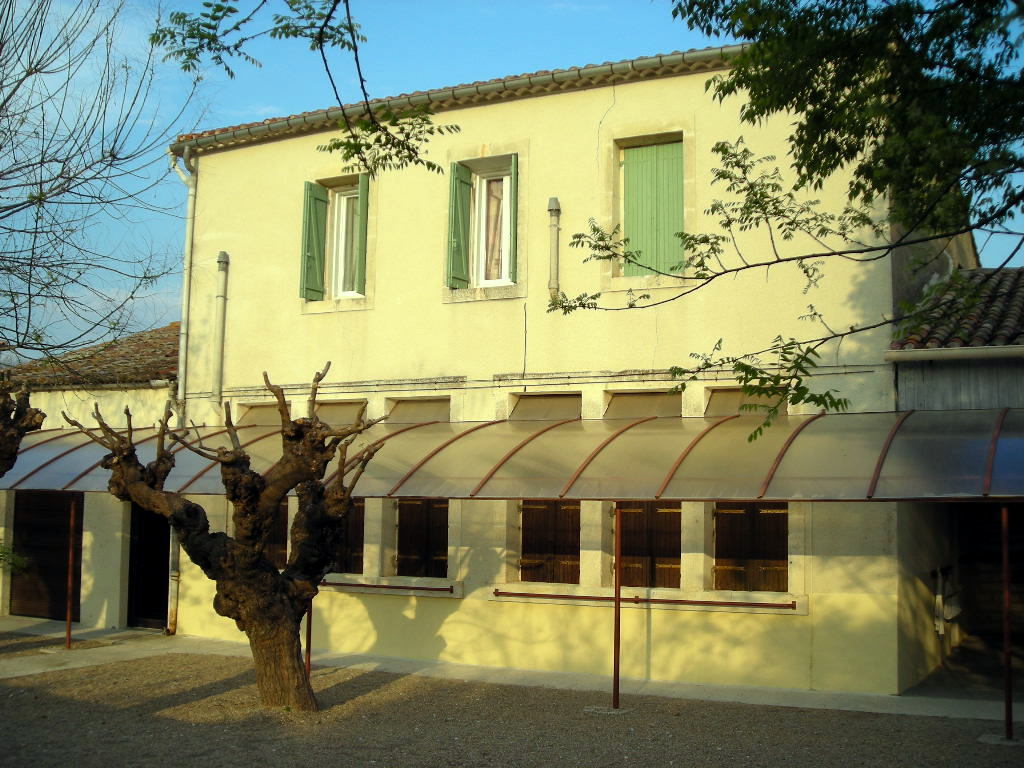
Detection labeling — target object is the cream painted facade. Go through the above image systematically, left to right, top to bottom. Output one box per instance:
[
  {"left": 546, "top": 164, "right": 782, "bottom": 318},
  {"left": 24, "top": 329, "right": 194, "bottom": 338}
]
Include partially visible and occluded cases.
[{"left": 2, "top": 53, "right": 969, "bottom": 695}]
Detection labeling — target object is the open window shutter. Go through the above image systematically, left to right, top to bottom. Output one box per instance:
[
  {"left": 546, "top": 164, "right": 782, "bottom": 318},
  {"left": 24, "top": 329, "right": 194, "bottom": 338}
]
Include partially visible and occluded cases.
[
  {"left": 652, "top": 142, "right": 684, "bottom": 274},
  {"left": 509, "top": 153, "right": 518, "bottom": 283},
  {"left": 446, "top": 162, "right": 471, "bottom": 288},
  {"left": 354, "top": 174, "right": 369, "bottom": 295},
  {"left": 300, "top": 182, "right": 328, "bottom": 300}
]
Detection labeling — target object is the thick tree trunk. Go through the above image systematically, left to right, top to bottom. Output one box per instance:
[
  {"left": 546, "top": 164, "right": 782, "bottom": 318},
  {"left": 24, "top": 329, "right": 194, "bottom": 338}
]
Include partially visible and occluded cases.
[{"left": 246, "top": 617, "right": 317, "bottom": 711}]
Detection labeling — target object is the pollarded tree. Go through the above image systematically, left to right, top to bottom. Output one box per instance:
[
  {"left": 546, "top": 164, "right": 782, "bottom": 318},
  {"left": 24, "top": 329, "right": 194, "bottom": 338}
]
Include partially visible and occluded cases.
[
  {"left": 65, "top": 364, "right": 380, "bottom": 711},
  {"left": 0, "top": 382, "right": 44, "bottom": 478}
]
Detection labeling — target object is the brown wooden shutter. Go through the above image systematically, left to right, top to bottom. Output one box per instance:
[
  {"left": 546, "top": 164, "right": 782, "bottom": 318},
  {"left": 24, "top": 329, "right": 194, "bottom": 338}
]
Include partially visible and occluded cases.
[
  {"left": 332, "top": 498, "right": 365, "bottom": 574},
  {"left": 265, "top": 499, "right": 289, "bottom": 570},
  {"left": 397, "top": 499, "right": 448, "bottom": 578},
  {"left": 521, "top": 500, "right": 579, "bottom": 584},
  {"left": 616, "top": 501, "right": 681, "bottom": 588},
  {"left": 713, "top": 503, "right": 788, "bottom": 591}
]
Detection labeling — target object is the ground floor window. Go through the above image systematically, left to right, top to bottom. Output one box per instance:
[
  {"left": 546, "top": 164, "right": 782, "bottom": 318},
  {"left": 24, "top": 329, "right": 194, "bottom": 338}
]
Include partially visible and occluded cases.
[
  {"left": 332, "top": 498, "right": 365, "bottom": 574},
  {"left": 397, "top": 499, "right": 448, "bottom": 578},
  {"left": 520, "top": 500, "right": 580, "bottom": 584},
  {"left": 616, "top": 501, "right": 681, "bottom": 588},
  {"left": 713, "top": 502, "right": 788, "bottom": 591}
]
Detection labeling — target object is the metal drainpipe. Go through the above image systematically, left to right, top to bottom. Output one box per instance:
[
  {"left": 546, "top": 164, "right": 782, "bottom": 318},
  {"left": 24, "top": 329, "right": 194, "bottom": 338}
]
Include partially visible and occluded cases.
[
  {"left": 166, "top": 145, "right": 196, "bottom": 635},
  {"left": 547, "top": 197, "right": 561, "bottom": 298},
  {"left": 211, "top": 251, "right": 230, "bottom": 403}
]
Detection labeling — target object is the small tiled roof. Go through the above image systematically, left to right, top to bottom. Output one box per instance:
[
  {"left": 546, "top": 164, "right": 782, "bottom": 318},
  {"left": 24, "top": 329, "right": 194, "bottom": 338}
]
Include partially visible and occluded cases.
[
  {"left": 172, "top": 46, "right": 741, "bottom": 153},
  {"left": 891, "top": 268, "right": 1024, "bottom": 349},
  {"left": 8, "top": 323, "right": 179, "bottom": 389}
]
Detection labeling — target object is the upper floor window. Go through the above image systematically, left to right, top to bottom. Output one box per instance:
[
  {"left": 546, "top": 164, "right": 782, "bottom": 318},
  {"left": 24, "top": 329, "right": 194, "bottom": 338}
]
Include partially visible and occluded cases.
[
  {"left": 621, "top": 141, "right": 683, "bottom": 277},
  {"left": 447, "top": 154, "right": 518, "bottom": 288},
  {"left": 300, "top": 176, "right": 368, "bottom": 300}
]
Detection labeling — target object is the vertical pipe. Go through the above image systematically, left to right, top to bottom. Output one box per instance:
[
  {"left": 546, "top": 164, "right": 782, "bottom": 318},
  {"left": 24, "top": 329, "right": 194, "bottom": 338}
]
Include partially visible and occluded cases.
[
  {"left": 170, "top": 147, "right": 197, "bottom": 429},
  {"left": 547, "top": 197, "right": 561, "bottom": 298},
  {"left": 211, "top": 251, "right": 230, "bottom": 402},
  {"left": 65, "top": 497, "right": 76, "bottom": 650},
  {"left": 612, "top": 505, "right": 622, "bottom": 709},
  {"left": 1002, "top": 505, "right": 1013, "bottom": 741},
  {"left": 305, "top": 597, "right": 313, "bottom": 678}
]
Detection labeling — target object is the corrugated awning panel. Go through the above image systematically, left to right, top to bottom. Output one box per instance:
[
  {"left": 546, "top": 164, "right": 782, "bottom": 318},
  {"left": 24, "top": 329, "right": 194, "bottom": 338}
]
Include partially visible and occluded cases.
[{"left": 3, "top": 409, "right": 1023, "bottom": 501}]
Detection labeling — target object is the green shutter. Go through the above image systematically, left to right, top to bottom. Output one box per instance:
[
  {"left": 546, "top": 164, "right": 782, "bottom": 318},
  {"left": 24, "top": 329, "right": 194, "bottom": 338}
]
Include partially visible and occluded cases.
[
  {"left": 622, "top": 142, "right": 684, "bottom": 277},
  {"left": 509, "top": 153, "right": 518, "bottom": 283},
  {"left": 446, "top": 162, "right": 472, "bottom": 288},
  {"left": 354, "top": 174, "right": 369, "bottom": 295},
  {"left": 300, "top": 181, "right": 328, "bottom": 300}
]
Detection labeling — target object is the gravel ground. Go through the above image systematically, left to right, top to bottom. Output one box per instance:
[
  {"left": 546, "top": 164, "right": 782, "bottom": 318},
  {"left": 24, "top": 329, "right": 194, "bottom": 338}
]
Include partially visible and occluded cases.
[{"left": 0, "top": 635, "right": 1019, "bottom": 768}]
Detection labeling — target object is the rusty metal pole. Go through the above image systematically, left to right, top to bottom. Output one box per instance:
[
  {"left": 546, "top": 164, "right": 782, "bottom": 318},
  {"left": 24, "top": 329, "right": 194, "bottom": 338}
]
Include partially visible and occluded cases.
[
  {"left": 65, "top": 497, "right": 77, "bottom": 650},
  {"left": 612, "top": 505, "right": 622, "bottom": 709},
  {"left": 1001, "top": 505, "right": 1013, "bottom": 742},
  {"left": 305, "top": 597, "right": 313, "bottom": 678}
]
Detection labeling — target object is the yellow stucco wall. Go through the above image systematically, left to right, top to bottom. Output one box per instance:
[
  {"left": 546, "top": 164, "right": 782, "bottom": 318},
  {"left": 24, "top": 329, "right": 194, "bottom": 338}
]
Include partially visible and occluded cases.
[
  {"left": 165, "top": 68, "right": 918, "bottom": 694},
  {"left": 180, "top": 69, "right": 895, "bottom": 424},
  {"left": 29, "top": 386, "right": 174, "bottom": 431}
]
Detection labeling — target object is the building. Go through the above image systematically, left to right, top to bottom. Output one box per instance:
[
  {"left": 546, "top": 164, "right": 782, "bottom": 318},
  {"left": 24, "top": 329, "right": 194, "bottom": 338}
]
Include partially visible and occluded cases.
[
  {"left": 2, "top": 49, "right": 1020, "bottom": 697},
  {"left": 0, "top": 323, "right": 178, "bottom": 630}
]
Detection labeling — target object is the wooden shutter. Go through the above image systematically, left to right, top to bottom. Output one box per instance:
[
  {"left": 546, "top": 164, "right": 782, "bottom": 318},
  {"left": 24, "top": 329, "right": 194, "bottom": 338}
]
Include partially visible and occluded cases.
[
  {"left": 622, "top": 142, "right": 683, "bottom": 277},
  {"left": 508, "top": 153, "right": 518, "bottom": 283},
  {"left": 446, "top": 163, "right": 471, "bottom": 288},
  {"left": 353, "top": 174, "right": 369, "bottom": 295},
  {"left": 300, "top": 181, "right": 328, "bottom": 300},
  {"left": 332, "top": 498, "right": 365, "bottom": 574},
  {"left": 265, "top": 499, "right": 289, "bottom": 570},
  {"left": 397, "top": 499, "right": 448, "bottom": 578},
  {"left": 520, "top": 500, "right": 579, "bottom": 584},
  {"left": 617, "top": 501, "right": 680, "bottom": 588},
  {"left": 713, "top": 503, "right": 788, "bottom": 591}
]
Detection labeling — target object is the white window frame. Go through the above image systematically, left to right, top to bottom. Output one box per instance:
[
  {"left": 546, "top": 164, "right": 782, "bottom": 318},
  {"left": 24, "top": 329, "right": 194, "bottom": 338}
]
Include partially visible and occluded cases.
[
  {"left": 473, "top": 170, "right": 513, "bottom": 287},
  {"left": 327, "top": 186, "right": 363, "bottom": 298}
]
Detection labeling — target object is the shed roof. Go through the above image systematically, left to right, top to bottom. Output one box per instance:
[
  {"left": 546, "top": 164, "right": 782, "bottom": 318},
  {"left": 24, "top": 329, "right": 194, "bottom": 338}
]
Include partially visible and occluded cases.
[
  {"left": 892, "top": 268, "right": 1024, "bottom": 350},
  {"left": 8, "top": 323, "right": 179, "bottom": 390}
]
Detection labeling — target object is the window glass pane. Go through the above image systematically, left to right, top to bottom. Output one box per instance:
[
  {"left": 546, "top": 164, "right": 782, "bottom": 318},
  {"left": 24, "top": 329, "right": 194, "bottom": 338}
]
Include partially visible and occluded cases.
[
  {"left": 483, "top": 177, "right": 504, "bottom": 281},
  {"left": 342, "top": 194, "right": 359, "bottom": 292},
  {"left": 991, "top": 409, "right": 1024, "bottom": 498},
  {"left": 521, "top": 500, "right": 580, "bottom": 584},
  {"left": 713, "top": 503, "right": 787, "bottom": 592}
]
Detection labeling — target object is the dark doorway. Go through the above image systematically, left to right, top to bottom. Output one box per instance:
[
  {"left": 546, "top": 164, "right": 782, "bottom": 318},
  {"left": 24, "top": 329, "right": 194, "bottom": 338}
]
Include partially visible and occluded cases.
[
  {"left": 9, "top": 491, "right": 83, "bottom": 620},
  {"left": 126, "top": 503, "right": 169, "bottom": 629}
]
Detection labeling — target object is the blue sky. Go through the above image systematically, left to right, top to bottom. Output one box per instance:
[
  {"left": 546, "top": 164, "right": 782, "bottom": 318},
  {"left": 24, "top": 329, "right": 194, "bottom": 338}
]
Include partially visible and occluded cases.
[{"left": 126, "top": 0, "right": 1019, "bottom": 330}]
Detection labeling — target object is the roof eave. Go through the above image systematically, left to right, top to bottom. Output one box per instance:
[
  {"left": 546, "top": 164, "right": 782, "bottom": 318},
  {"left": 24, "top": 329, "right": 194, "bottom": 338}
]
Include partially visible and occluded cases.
[{"left": 169, "top": 45, "right": 744, "bottom": 156}]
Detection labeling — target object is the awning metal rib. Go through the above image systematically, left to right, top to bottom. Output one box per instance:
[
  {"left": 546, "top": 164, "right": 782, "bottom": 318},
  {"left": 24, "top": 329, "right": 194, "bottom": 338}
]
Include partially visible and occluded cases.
[{"left": 3, "top": 409, "right": 1022, "bottom": 501}]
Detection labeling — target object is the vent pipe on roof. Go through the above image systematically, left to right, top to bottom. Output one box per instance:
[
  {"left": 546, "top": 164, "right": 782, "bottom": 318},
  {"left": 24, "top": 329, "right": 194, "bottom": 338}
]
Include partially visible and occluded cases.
[{"left": 548, "top": 197, "right": 561, "bottom": 298}]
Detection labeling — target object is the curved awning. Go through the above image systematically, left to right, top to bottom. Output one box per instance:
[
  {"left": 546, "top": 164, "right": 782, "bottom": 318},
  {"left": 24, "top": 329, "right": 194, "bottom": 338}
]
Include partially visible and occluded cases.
[{"left": 3, "top": 408, "right": 1022, "bottom": 501}]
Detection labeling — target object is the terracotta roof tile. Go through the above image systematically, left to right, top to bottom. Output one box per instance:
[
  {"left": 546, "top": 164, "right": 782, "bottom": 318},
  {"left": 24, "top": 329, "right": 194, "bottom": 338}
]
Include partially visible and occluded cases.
[
  {"left": 175, "top": 47, "right": 732, "bottom": 145},
  {"left": 891, "top": 268, "right": 1024, "bottom": 350},
  {"left": 8, "top": 323, "right": 180, "bottom": 389}
]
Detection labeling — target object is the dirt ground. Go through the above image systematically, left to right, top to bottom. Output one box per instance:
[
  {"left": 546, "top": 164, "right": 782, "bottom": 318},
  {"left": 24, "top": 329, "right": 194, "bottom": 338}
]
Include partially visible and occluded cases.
[{"left": 0, "top": 633, "right": 1019, "bottom": 768}]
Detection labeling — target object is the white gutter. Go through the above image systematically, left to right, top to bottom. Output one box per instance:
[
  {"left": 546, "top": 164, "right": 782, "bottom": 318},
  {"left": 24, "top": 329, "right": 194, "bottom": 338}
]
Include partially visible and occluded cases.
[
  {"left": 167, "top": 146, "right": 197, "bottom": 636},
  {"left": 170, "top": 146, "right": 197, "bottom": 428},
  {"left": 884, "top": 346, "right": 1024, "bottom": 362}
]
